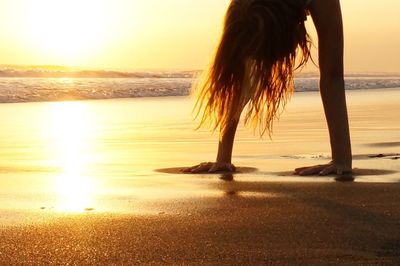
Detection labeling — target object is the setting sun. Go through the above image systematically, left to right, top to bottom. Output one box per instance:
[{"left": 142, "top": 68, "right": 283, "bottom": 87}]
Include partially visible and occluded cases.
[
  {"left": 0, "top": 0, "right": 400, "bottom": 264},
  {"left": 0, "top": 0, "right": 400, "bottom": 70},
  {"left": 4, "top": 0, "right": 139, "bottom": 66},
  {"left": 22, "top": 0, "right": 115, "bottom": 64}
]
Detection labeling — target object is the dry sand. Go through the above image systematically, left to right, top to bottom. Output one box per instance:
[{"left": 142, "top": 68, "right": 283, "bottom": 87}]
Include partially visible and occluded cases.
[{"left": 0, "top": 88, "right": 399, "bottom": 264}]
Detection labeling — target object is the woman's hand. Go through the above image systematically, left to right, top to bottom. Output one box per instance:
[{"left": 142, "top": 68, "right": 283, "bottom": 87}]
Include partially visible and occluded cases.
[
  {"left": 294, "top": 161, "right": 352, "bottom": 176},
  {"left": 183, "top": 162, "right": 236, "bottom": 173}
]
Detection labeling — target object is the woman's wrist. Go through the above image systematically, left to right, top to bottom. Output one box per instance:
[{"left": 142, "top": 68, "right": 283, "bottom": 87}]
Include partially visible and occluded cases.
[
  {"left": 216, "top": 120, "right": 238, "bottom": 164},
  {"left": 216, "top": 152, "right": 232, "bottom": 164},
  {"left": 332, "top": 153, "right": 352, "bottom": 167}
]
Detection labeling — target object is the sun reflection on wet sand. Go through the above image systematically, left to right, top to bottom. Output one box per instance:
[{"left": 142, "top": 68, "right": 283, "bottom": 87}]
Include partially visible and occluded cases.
[
  {"left": 0, "top": 92, "right": 399, "bottom": 223},
  {"left": 46, "top": 101, "right": 98, "bottom": 212}
]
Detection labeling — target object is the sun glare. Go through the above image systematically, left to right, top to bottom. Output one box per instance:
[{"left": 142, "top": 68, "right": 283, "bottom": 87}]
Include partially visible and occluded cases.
[
  {"left": 23, "top": 0, "right": 113, "bottom": 65},
  {"left": 47, "top": 101, "right": 98, "bottom": 212}
]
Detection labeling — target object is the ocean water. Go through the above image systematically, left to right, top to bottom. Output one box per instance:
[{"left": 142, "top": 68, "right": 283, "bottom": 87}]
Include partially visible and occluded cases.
[{"left": 0, "top": 71, "right": 400, "bottom": 103}]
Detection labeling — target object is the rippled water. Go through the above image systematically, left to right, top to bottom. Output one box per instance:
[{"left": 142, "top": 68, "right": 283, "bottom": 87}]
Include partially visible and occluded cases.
[{"left": 0, "top": 75, "right": 400, "bottom": 103}]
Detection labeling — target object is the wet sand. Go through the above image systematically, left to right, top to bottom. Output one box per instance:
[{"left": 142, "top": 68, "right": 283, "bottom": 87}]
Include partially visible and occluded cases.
[
  {"left": 0, "top": 88, "right": 399, "bottom": 264},
  {"left": 1, "top": 183, "right": 400, "bottom": 264}
]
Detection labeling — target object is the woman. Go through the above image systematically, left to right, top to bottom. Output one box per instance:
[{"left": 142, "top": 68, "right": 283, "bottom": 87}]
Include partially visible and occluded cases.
[{"left": 185, "top": 0, "right": 352, "bottom": 176}]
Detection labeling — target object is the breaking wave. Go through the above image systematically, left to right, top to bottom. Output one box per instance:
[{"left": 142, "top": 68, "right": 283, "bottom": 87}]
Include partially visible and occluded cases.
[{"left": 0, "top": 67, "right": 400, "bottom": 103}]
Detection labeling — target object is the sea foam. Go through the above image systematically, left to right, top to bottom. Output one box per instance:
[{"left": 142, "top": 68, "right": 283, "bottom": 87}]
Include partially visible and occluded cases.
[{"left": 0, "top": 70, "right": 400, "bottom": 103}]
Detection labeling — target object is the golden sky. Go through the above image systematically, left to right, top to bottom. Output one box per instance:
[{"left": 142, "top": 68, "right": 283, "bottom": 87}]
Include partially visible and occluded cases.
[{"left": 0, "top": 0, "right": 399, "bottom": 72}]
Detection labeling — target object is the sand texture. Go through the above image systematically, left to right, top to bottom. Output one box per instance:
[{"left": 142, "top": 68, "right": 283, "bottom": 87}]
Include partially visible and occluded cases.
[
  {"left": 0, "top": 88, "right": 399, "bottom": 264},
  {"left": 1, "top": 183, "right": 400, "bottom": 264}
]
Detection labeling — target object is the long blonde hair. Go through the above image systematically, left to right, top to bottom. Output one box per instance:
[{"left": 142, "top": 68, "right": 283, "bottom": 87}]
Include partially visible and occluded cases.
[{"left": 194, "top": 0, "right": 312, "bottom": 136}]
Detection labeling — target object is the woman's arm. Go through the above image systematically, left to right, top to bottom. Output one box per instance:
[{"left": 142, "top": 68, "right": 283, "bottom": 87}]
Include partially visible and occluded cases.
[
  {"left": 295, "top": 0, "right": 352, "bottom": 176},
  {"left": 185, "top": 63, "right": 253, "bottom": 174},
  {"left": 216, "top": 118, "right": 240, "bottom": 164},
  {"left": 184, "top": 119, "right": 239, "bottom": 173}
]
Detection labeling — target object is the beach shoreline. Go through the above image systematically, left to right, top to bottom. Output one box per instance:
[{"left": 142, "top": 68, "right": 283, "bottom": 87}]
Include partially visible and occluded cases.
[{"left": 0, "top": 88, "right": 399, "bottom": 263}]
